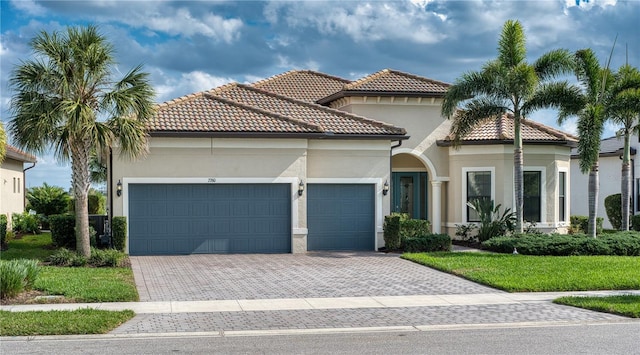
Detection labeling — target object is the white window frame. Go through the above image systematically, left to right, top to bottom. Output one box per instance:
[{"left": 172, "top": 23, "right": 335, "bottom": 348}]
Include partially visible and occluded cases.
[
  {"left": 462, "top": 167, "right": 495, "bottom": 223},
  {"left": 523, "top": 167, "right": 547, "bottom": 224},
  {"left": 558, "top": 167, "right": 569, "bottom": 224}
]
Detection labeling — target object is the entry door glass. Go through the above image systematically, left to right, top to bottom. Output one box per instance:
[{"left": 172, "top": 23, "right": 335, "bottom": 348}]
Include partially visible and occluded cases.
[{"left": 392, "top": 172, "right": 428, "bottom": 220}]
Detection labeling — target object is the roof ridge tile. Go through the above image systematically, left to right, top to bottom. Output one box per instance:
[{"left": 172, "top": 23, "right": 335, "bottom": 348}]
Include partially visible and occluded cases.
[{"left": 252, "top": 69, "right": 350, "bottom": 88}]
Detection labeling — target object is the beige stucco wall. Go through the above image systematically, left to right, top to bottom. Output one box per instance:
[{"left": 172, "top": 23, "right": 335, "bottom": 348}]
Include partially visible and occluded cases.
[
  {"left": 111, "top": 137, "right": 391, "bottom": 253},
  {"left": 444, "top": 144, "right": 572, "bottom": 236},
  {"left": 0, "top": 158, "right": 26, "bottom": 228}
]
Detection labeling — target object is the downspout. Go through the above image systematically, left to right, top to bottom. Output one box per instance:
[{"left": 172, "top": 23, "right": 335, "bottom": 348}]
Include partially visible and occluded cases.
[
  {"left": 389, "top": 140, "right": 403, "bottom": 211},
  {"left": 109, "top": 147, "right": 113, "bottom": 224},
  {"left": 23, "top": 162, "right": 36, "bottom": 210}
]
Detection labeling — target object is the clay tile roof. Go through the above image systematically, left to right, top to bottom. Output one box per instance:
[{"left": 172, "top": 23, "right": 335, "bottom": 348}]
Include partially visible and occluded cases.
[
  {"left": 344, "top": 69, "right": 450, "bottom": 94},
  {"left": 253, "top": 70, "right": 350, "bottom": 103},
  {"left": 148, "top": 82, "right": 406, "bottom": 137},
  {"left": 440, "top": 114, "right": 578, "bottom": 146},
  {"left": 4, "top": 144, "right": 37, "bottom": 163}
]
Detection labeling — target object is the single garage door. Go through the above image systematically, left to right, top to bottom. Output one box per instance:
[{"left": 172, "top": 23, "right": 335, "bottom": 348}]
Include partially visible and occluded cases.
[
  {"left": 128, "top": 184, "right": 291, "bottom": 255},
  {"left": 307, "top": 184, "right": 375, "bottom": 251}
]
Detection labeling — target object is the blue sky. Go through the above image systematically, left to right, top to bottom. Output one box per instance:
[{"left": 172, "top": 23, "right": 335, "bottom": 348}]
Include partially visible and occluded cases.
[{"left": 1, "top": 0, "right": 639, "bottom": 190}]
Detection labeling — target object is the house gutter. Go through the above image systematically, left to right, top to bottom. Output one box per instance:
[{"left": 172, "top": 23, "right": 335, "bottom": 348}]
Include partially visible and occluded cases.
[{"left": 23, "top": 162, "right": 36, "bottom": 210}]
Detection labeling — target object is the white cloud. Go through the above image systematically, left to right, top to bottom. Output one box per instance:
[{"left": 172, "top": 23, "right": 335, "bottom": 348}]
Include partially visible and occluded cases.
[
  {"left": 9, "top": 0, "right": 46, "bottom": 16},
  {"left": 138, "top": 8, "right": 243, "bottom": 43},
  {"left": 154, "top": 70, "right": 234, "bottom": 103}
]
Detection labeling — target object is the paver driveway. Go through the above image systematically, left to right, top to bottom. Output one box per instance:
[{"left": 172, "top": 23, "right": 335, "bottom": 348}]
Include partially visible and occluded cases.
[{"left": 131, "top": 252, "right": 499, "bottom": 301}]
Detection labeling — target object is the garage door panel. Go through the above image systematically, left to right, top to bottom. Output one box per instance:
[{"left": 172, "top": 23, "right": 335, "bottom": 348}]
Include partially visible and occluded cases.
[
  {"left": 129, "top": 183, "right": 291, "bottom": 255},
  {"left": 307, "top": 184, "right": 375, "bottom": 251}
]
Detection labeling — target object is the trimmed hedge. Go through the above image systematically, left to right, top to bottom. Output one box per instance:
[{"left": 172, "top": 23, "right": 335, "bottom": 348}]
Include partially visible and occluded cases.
[
  {"left": 604, "top": 193, "right": 622, "bottom": 230},
  {"left": 49, "top": 214, "right": 76, "bottom": 249},
  {"left": 0, "top": 215, "right": 7, "bottom": 248},
  {"left": 383, "top": 215, "right": 401, "bottom": 250},
  {"left": 570, "top": 215, "right": 604, "bottom": 235},
  {"left": 632, "top": 215, "right": 640, "bottom": 231},
  {"left": 112, "top": 217, "right": 127, "bottom": 252},
  {"left": 400, "top": 219, "right": 431, "bottom": 239},
  {"left": 482, "top": 232, "right": 640, "bottom": 256},
  {"left": 402, "top": 233, "right": 451, "bottom": 253}
]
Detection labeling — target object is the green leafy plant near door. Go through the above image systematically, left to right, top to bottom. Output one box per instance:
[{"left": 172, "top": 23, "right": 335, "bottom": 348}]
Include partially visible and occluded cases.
[{"left": 467, "top": 199, "right": 516, "bottom": 242}]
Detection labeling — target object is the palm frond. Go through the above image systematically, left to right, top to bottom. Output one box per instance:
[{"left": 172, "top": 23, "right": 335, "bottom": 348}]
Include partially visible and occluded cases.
[
  {"left": 498, "top": 20, "right": 526, "bottom": 69},
  {"left": 534, "top": 48, "right": 574, "bottom": 81},
  {"left": 574, "top": 49, "right": 603, "bottom": 100},
  {"left": 524, "top": 81, "right": 585, "bottom": 121},
  {"left": 449, "top": 98, "right": 506, "bottom": 146}
]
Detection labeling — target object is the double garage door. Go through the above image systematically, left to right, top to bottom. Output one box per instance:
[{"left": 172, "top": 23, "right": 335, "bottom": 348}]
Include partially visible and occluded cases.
[{"left": 128, "top": 183, "right": 374, "bottom": 255}]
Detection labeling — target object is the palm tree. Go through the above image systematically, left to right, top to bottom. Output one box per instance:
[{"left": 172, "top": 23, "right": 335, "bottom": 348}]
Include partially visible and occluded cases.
[
  {"left": 442, "top": 20, "right": 576, "bottom": 233},
  {"left": 8, "top": 25, "right": 155, "bottom": 256},
  {"left": 557, "top": 49, "right": 613, "bottom": 237},
  {"left": 607, "top": 64, "right": 640, "bottom": 230},
  {"left": 0, "top": 122, "right": 6, "bottom": 163}
]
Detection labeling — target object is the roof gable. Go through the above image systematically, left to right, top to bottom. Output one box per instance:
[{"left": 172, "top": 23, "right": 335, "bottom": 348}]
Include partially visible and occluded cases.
[
  {"left": 344, "top": 69, "right": 450, "bottom": 94},
  {"left": 252, "top": 70, "right": 350, "bottom": 103}
]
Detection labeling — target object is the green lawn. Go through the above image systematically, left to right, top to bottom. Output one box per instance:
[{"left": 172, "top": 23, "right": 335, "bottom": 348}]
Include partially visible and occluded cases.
[
  {"left": 0, "top": 233, "right": 56, "bottom": 261},
  {"left": 402, "top": 252, "right": 640, "bottom": 292},
  {"left": 36, "top": 266, "right": 139, "bottom": 302},
  {"left": 554, "top": 295, "right": 640, "bottom": 318},
  {"left": 0, "top": 309, "right": 135, "bottom": 336}
]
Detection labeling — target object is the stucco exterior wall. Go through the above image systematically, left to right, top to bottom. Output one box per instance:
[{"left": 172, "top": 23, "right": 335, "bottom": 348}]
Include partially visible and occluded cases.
[
  {"left": 111, "top": 137, "right": 391, "bottom": 253},
  {"left": 445, "top": 144, "right": 572, "bottom": 235},
  {"left": 0, "top": 158, "right": 26, "bottom": 228}
]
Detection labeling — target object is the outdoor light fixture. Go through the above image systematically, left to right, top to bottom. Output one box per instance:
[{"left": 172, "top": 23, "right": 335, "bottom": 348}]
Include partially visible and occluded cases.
[
  {"left": 116, "top": 180, "right": 122, "bottom": 197},
  {"left": 298, "top": 180, "right": 305, "bottom": 196},
  {"left": 383, "top": 181, "right": 390, "bottom": 196}
]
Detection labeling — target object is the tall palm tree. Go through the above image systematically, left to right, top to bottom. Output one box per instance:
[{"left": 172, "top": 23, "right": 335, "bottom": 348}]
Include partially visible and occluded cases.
[
  {"left": 442, "top": 20, "right": 577, "bottom": 233},
  {"left": 8, "top": 25, "right": 155, "bottom": 256},
  {"left": 557, "top": 49, "right": 613, "bottom": 237},
  {"left": 607, "top": 64, "right": 640, "bottom": 230},
  {"left": 0, "top": 122, "right": 6, "bottom": 163}
]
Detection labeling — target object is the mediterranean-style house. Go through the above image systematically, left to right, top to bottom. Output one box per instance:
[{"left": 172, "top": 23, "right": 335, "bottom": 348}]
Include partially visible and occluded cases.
[
  {"left": 109, "top": 69, "right": 577, "bottom": 255},
  {"left": 571, "top": 135, "right": 638, "bottom": 229},
  {"left": 0, "top": 144, "right": 37, "bottom": 229}
]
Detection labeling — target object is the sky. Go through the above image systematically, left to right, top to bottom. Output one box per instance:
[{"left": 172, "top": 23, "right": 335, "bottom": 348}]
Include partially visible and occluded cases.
[{"left": 1, "top": 0, "right": 639, "bottom": 190}]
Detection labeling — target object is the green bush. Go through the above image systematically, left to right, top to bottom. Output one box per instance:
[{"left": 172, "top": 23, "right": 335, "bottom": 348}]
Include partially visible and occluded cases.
[
  {"left": 26, "top": 183, "right": 70, "bottom": 222},
  {"left": 604, "top": 193, "right": 622, "bottom": 230},
  {"left": 467, "top": 199, "right": 516, "bottom": 242},
  {"left": 11, "top": 212, "right": 40, "bottom": 234},
  {"left": 0, "top": 214, "right": 7, "bottom": 248},
  {"left": 49, "top": 214, "right": 76, "bottom": 248},
  {"left": 383, "top": 215, "right": 401, "bottom": 250},
  {"left": 570, "top": 215, "right": 604, "bottom": 235},
  {"left": 632, "top": 215, "right": 640, "bottom": 231},
  {"left": 112, "top": 217, "right": 127, "bottom": 252},
  {"left": 400, "top": 219, "right": 431, "bottom": 238},
  {"left": 482, "top": 232, "right": 640, "bottom": 256},
  {"left": 402, "top": 233, "right": 451, "bottom": 253},
  {"left": 46, "top": 248, "right": 88, "bottom": 267},
  {"left": 88, "top": 248, "right": 126, "bottom": 267},
  {"left": 0, "top": 259, "right": 40, "bottom": 298}
]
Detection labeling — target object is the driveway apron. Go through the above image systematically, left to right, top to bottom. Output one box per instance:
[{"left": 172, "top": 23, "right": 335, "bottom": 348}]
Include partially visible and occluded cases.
[{"left": 130, "top": 252, "right": 498, "bottom": 301}]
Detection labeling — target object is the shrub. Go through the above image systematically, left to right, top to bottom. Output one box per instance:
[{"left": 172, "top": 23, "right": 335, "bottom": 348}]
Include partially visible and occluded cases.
[
  {"left": 26, "top": 183, "right": 70, "bottom": 221},
  {"left": 604, "top": 193, "right": 623, "bottom": 230},
  {"left": 467, "top": 199, "right": 516, "bottom": 242},
  {"left": 11, "top": 212, "right": 40, "bottom": 234},
  {"left": 0, "top": 214, "right": 7, "bottom": 248},
  {"left": 49, "top": 214, "right": 76, "bottom": 248},
  {"left": 383, "top": 215, "right": 401, "bottom": 250},
  {"left": 570, "top": 215, "right": 604, "bottom": 235},
  {"left": 632, "top": 215, "right": 640, "bottom": 231},
  {"left": 112, "top": 217, "right": 127, "bottom": 252},
  {"left": 400, "top": 219, "right": 431, "bottom": 238},
  {"left": 455, "top": 223, "right": 478, "bottom": 243},
  {"left": 482, "top": 232, "right": 640, "bottom": 256},
  {"left": 402, "top": 233, "right": 451, "bottom": 252},
  {"left": 47, "top": 248, "right": 77, "bottom": 266},
  {"left": 89, "top": 248, "right": 126, "bottom": 267},
  {"left": 0, "top": 259, "right": 40, "bottom": 298}
]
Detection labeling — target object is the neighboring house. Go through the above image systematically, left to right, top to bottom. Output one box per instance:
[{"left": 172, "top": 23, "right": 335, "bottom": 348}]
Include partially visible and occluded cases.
[
  {"left": 110, "top": 69, "right": 577, "bottom": 255},
  {"left": 570, "top": 135, "right": 637, "bottom": 229},
  {"left": 0, "top": 144, "right": 37, "bottom": 229}
]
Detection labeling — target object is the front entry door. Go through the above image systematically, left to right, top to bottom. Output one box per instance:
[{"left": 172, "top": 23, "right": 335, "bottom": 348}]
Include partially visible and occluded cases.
[{"left": 392, "top": 172, "right": 428, "bottom": 220}]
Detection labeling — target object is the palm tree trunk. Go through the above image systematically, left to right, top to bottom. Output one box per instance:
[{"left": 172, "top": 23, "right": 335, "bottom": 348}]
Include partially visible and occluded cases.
[
  {"left": 514, "top": 117, "right": 524, "bottom": 234},
  {"left": 621, "top": 132, "right": 631, "bottom": 231},
  {"left": 71, "top": 138, "right": 92, "bottom": 257},
  {"left": 588, "top": 162, "right": 599, "bottom": 238}
]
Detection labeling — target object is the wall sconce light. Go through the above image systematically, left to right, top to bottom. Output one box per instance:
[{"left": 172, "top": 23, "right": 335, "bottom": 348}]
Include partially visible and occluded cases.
[
  {"left": 116, "top": 180, "right": 122, "bottom": 197},
  {"left": 298, "top": 180, "right": 305, "bottom": 196},
  {"left": 383, "top": 181, "right": 390, "bottom": 196}
]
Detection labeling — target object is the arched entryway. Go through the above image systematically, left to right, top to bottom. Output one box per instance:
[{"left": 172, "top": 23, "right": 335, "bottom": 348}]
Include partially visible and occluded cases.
[{"left": 391, "top": 153, "right": 429, "bottom": 220}]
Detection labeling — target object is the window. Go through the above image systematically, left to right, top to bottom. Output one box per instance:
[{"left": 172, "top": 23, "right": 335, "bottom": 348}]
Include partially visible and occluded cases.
[
  {"left": 467, "top": 171, "right": 491, "bottom": 222},
  {"left": 523, "top": 171, "right": 541, "bottom": 222},
  {"left": 558, "top": 171, "right": 566, "bottom": 222},
  {"left": 13, "top": 178, "right": 17, "bottom": 193},
  {"left": 17, "top": 178, "right": 20, "bottom": 193}
]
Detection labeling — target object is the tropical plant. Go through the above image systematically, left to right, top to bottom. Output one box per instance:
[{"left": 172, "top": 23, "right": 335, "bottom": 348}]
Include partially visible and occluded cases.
[
  {"left": 441, "top": 20, "right": 576, "bottom": 233},
  {"left": 8, "top": 25, "right": 155, "bottom": 257},
  {"left": 557, "top": 48, "right": 616, "bottom": 237},
  {"left": 607, "top": 64, "right": 640, "bottom": 230},
  {"left": 0, "top": 121, "right": 6, "bottom": 163},
  {"left": 27, "top": 183, "right": 71, "bottom": 218},
  {"left": 467, "top": 198, "right": 517, "bottom": 242}
]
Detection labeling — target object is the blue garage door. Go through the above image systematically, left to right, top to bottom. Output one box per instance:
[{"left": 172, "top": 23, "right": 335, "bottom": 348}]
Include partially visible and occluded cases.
[
  {"left": 129, "top": 184, "right": 291, "bottom": 255},
  {"left": 307, "top": 184, "right": 375, "bottom": 251}
]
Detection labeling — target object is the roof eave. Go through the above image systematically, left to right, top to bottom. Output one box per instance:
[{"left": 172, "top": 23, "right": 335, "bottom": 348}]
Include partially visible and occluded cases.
[
  {"left": 317, "top": 90, "right": 446, "bottom": 105},
  {"left": 149, "top": 131, "right": 409, "bottom": 140},
  {"left": 436, "top": 139, "right": 578, "bottom": 148}
]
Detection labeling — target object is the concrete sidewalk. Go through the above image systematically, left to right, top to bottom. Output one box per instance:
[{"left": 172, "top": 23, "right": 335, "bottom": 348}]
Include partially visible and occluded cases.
[{"left": 2, "top": 290, "right": 639, "bottom": 314}]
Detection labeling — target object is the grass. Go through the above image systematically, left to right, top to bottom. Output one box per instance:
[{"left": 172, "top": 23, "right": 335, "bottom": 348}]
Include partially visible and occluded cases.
[
  {"left": 0, "top": 233, "right": 56, "bottom": 261},
  {"left": 402, "top": 252, "right": 640, "bottom": 292},
  {"left": 36, "top": 266, "right": 139, "bottom": 302},
  {"left": 554, "top": 295, "right": 640, "bottom": 318},
  {"left": 0, "top": 309, "right": 135, "bottom": 336}
]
